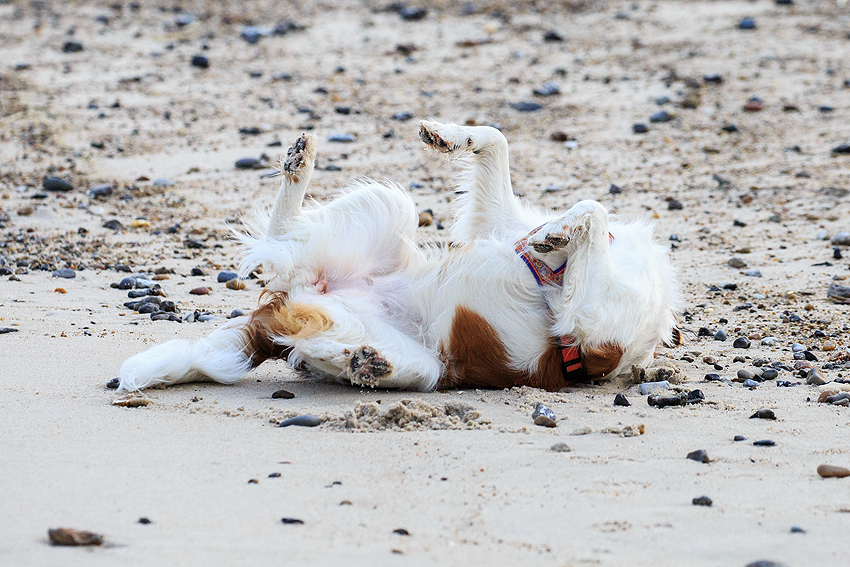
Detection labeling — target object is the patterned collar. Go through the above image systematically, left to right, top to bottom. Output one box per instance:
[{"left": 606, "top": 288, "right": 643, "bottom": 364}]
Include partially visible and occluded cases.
[{"left": 513, "top": 225, "right": 567, "bottom": 287}]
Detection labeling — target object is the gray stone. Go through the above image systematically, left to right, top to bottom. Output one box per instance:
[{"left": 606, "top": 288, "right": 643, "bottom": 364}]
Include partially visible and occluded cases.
[
  {"left": 830, "top": 232, "right": 850, "bottom": 246},
  {"left": 728, "top": 257, "right": 747, "bottom": 268},
  {"left": 52, "top": 268, "right": 76, "bottom": 278},
  {"left": 742, "top": 269, "right": 762, "bottom": 277},
  {"left": 760, "top": 337, "right": 778, "bottom": 347},
  {"left": 806, "top": 367, "right": 827, "bottom": 386},
  {"left": 743, "top": 379, "right": 759, "bottom": 388},
  {"left": 639, "top": 380, "right": 670, "bottom": 395},
  {"left": 279, "top": 415, "right": 321, "bottom": 427},
  {"left": 550, "top": 442, "right": 571, "bottom": 452}
]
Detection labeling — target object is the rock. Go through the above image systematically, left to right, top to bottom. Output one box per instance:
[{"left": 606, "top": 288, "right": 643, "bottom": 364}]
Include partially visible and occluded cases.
[
  {"left": 400, "top": 6, "right": 427, "bottom": 20},
  {"left": 738, "top": 17, "right": 756, "bottom": 30},
  {"left": 240, "top": 26, "right": 266, "bottom": 44},
  {"left": 543, "top": 30, "right": 564, "bottom": 42},
  {"left": 62, "top": 41, "right": 84, "bottom": 53},
  {"left": 190, "top": 55, "right": 209, "bottom": 68},
  {"left": 703, "top": 74, "right": 723, "bottom": 84},
  {"left": 533, "top": 82, "right": 560, "bottom": 97},
  {"left": 743, "top": 97, "right": 763, "bottom": 112},
  {"left": 510, "top": 101, "right": 543, "bottom": 112},
  {"left": 650, "top": 110, "right": 673, "bottom": 123},
  {"left": 393, "top": 112, "right": 413, "bottom": 121},
  {"left": 633, "top": 123, "right": 649, "bottom": 134},
  {"left": 722, "top": 124, "right": 738, "bottom": 133},
  {"left": 550, "top": 131, "right": 568, "bottom": 142},
  {"left": 328, "top": 133, "right": 355, "bottom": 143},
  {"left": 831, "top": 144, "right": 850, "bottom": 155},
  {"left": 235, "top": 157, "right": 262, "bottom": 169},
  {"left": 43, "top": 177, "right": 73, "bottom": 192},
  {"left": 88, "top": 184, "right": 113, "bottom": 197},
  {"left": 609, "top": 184, "right": 622, "bottom": 194},
  {"left": 667, "top": 199, "right": 683, "bottom": 210},
  {"left": 418, "top": 210, "right": 433, "bottom": 227},
  {"left": 103, "top": 219, "right": 123, "bottom": 231},
  {"left": 185, "top": 238, "right": 206, "bottom": 249},
  {"left": 728, "top": 257, "right": 747, "bottom": 269},
  {"left": 191, "top": 267, "right": 205, "bottom": 276},
  {"left": 52, "top": 269, "right": 76, "bottom": 279},
  {"left": 742, "top": 269, "right": 762, "bottom": 277},
  {"left": 217, "top": 271, "right": 238, "bottom": 283},
  {"left": 226, "top": 278, "right": 246, "bottom": 290},
  {"left": 827, "top": 282, "right": 850, "bottom": 304},
  {"left": 189, "top": 287, "right": 211, "bottom": 295},
  {"left": 230, "top": 309, "right": 246, "bottom": 318},
  {"left": 196, "top": 314, "right": 219, "bottom": 322},
  {"left": 714, "top": 330, "right": 727, "bottom": 341},
  {"left": 733, "top": 337, "right": 751, "bottom": 349},
  {"left": 761, "top": 337, "right": 778, "bottom": 347},
  {"left": 791, "top": 343, "right": 805, "bottom": 352},
  {"left": 806, "top": 367, "right": 827, "bottom": 386},
  {"left": 760, "top": 368, "right": 779, "bottom": 380},
  {"left": 737, "top": 369, "right": 755, "bottom": 381},
  {"left": 106, "top": 378, "right": 119, "bottom": 389},
  {"left": 743, "top": 379, "right": 759, "bottom": 388},
  {"left": 639, "top": 380, "right": 670, "bottom": 395},
  {"left": 272, "top": 389, "right": 295, "bottom": 399},
  {"left": 687, "top": 390, "right": 705, "bottom": 404},
  {"left": 647, "top": 392, "right": 687, "bottom": 408},
  {"left": 826, "top": 392, "right": 850, "bottom": 405},
  {"left": 614, "top": 393, "right": 630, "bottom": 406},
  {"left": 113, "top": 396, "right": 152, "bottom": 407},
  {"left": 532, "top": 403, "right": 557, "bottom": 427},
  {"left": 750, "top": 409, "right": 776, "bottom": 420},
  {"left": 279, "top": 415, "right": 321, "bottom": 427},
  {"left": 734, "top": 435, "right": 747, "bottom": 441},
  {"left": 753, "top": 439, "right": 776, "bottom": 447},
  {"left": 550, "top": 442, "right": 571, "bottom": 452},
  {"left": 687, "top": 450, "right": 710, "bottom": 463},
  {"left": 817, "top": 464, "right": 850, "bottom": 478},
  {"left": 692, "top": 496, "right": 712, "bottom": 507},
  {"left": 280, "top": 517, "right": 305, "bottom": 524},
  {"left": 790, "top": 525, "right": 805, "bottom": 533},
  {"left": 48, "top": 527, "right": 102, "bottom": 546},
  {"left": 745, "top": 562, "right": 789, "bottom": 567}
]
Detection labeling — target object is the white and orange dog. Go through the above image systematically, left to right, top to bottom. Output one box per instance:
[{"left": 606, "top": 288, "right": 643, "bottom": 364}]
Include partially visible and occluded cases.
[{"left": 118, "top": 121, "right": 679, "bottom": 392}]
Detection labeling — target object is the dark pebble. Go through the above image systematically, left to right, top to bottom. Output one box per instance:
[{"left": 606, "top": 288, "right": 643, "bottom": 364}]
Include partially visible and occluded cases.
[
  {"left": 400, "top": 6, "right": 427, "bottom": 20},
  {"left": 738, "top": 17, "right": 756, "bottom": 30},
  {"left": 240, "top": 26, "right": 263, "bottom": 44},
  {"left": 543, "top": 30, "right": 564, "bottom": 42},
  {"left": 62, "top": 41, "right": 84, "bottom": 53},
  {"left": 190, "top": 55, "right": 209, "bottom": 68},
  {"left": 703, "top": 74, "right": 724, "bottom": 84},
  {"left": 533, "top": 82, "right": 560, "bottom": 97},
  {"left": 510, "top": 101, "right": 543, "bottom": 112},
  {"left": 650, "top": 110, "right": 673, "bottom": 123},
  {"left": 393, "top": 112, "right": 413, "bottom": 121},
  {"left": 633, "top": 123, "right": 649, "bottom": 134},
  {"left": 721, "top": 124, "right": 738, "bottom": 133},
  {"left": 328, "top": 133, "right": 355, "bottom": 143},
  {"left": 831, "top": 144, "right": 850, "bottom": 155},
  {"left": 235, "top": 157, "right": 261, "bottom": 169},
  {"left": 43, "top": 177, "right": 74, "bottom": 192},
  {"left": 88, "top": 184, "right": 113, "bottom": 197},
  {"left": 609, "top": 184, "right": 622, "bottom": 194},
  {"left": 667, "top": 199, "right": 683, "bottom": 210},
  {"left": 103, "top": 219, "right": 123, "bottom": 231},
  {"left": 185, "top": 238, "right": 206, "bottom": 249},
  {"left": 191, "top": 267, "right": 205, "bottom": 276},
  {"left": 52, "top": 269, "right": 76, "bottom": 279},
  {"left": 217, "top": 271, "right": 238, "bottom": 283},
  {"left": 189, "top": 287, "right": 210, "bottom": 295},
  {"left": 137, "top": 303, "right": 158, "bottom": 314},
  {"left": 229, "top": 309, "right": 246, "bottom": 318},
  {"left": 150, "top": 313, "right": 172, "bottom": 321},
  {"left": 0, "top": 327, "right": 18, "bottom": 334},
  {"left": 698, "top": 327, "right": 712, "bottom": 337},
  {"left": 714, "top": 330, "right": 727, "bottom": 341},
  {"left": 733, "top": 337, "right": 751, "bottom": 349},
  {"left": 803, "top": 351, "right": 818, "bottom": 362},
  {"left": 760, "top": 368, "right": 779, "bottom": 380},
  {"left": 704, "top": 373, "right": 722, "bottom": 382},
  {"left": 106, "top": 378, "right": 119, "bottom": 389},
  {"left": 272, "top": 389, "right": 295, "bottom": 399},
  {"left": 687, "top": 390, "right": 705, "bottom": 404},
  {"left": 614, "top": 393, "right": 630, "bottom": 406},
  {"left": 647, "top": 393, "right": 687, "bottom": 408},
  {"left": 532, "top": 402, "right": 557, "bottom": 424},
  {"left": 750, "top": 409, "right": 776, "bottom": 420},
  {"left": 279, "top": 415, "right": 321, "bottom": 427},
  {"left": 734, "top": 435, "right": 746, "bottom": 441},
  {"left": 753, "top": 440, "right": 776, "bottom": 447},
  {"left": 550, "top": 442, "right": 571, "bottom": 453},
  {"left": 687, "top": 450, "right": 710, "bottom": 463},
  {"left": 269, "top": 472, "right": 281, "bottom": 478},
  {"left": 692, "top": 496, "right": 712, "bottom": 506},
  {"left": 138, "top": 517, "right": 151, "bottom": 525},
  {"left": 280, "top": 517, "right": 304, "bottom": 525},
  {"left": 790, "top": 525, "right": 805, "bottom": 533},
  {"left": 392, "top": 528, "right": 410, "bottom": 536},
  {"left": 745, "top": 562, "right": 789, "bottom": 567}
]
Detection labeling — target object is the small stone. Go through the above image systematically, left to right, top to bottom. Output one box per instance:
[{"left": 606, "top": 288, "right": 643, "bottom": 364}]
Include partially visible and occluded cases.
[
  {"left": 400, "top": 6, "right": 427, "bottom": 20},
  {"left": 738, "top": 17, "right": 756, "bottom": 30},
  {"left": 543, "top": 30, "right": 564, "bottom": 42},
  {"left": 62, "top": 41, "right": 84, "bottom": 53},
  {"left": 190, "top": 55, "right": 209, "bottom": 68},
  {"left": 533, "top": 82, "right": 560, "bottom": 97},
  {"left": 743, "top": 98, "right": 763, "bottom": 112},
  {"left": 510, "top": 101, "right": 543, "bottom": 112},
  {"left": 650, "top": 110, "right": 673, "bottom": 123},
  {"left": 393, "top": 112, "right": 413, "bottom": 121},
  {"left": 632, "top": 123, "right": 649, "bottom": 134},
  {"left": 722, "top": 124, "right": 738, "bottom": 133},
  {"left": 550, "top": 131, "right": 568, "bottom": 142},
  {"left": 328, "top": 133, "right": 355, "bottom": 143},
  {"left": 831, "top": 145, "right": 850, "bottom": 155},
  {"left": 235, "top": 157, "right": 261, "bottom": 170},
  {"left": 43, "top": 177, "right": 73, "bottom": 192},
  {"left": 89, "top": 184, "right": 113, "bottom": 198},
  {"left": 609, "top": 184, "right": 622, "bottom": 194},
  {"left": 667, "top": 199, "right": 683, "bottom": 211},
  {"left": 418, "top": 210, "right": 433, "bottom": 227},
  {"left": 103, "top": 219, "right": 123, "bottom": 231},
  {"left": 185, "top": 238, "right": 206, "bottom": 249},
  {"left": 728, "top": 257, "right": 747, "bottom": 269},
  {"left": 191, "top": 267, "right": 205, "bottom": 276},
  {"left": 52, "top": 269, "right": 76, "bottom": 279},
  {"left": 742, "top": 269, "right": 762, "bottom": 277},
  {"left": 217, "top": 271, "right": 238, "bottom": 283},
  {"left": 226, "top": 279, "right": 246, "bottom": 290},
  {"left": 827, "top": 282, "right": 850, "bottom": 304},
  {"left": 189, "top": 287, "right": 211, "bottom": 296},
  {"left": 230, "top": 309, "right": 246, "bottom": 319},
  {"left": 714, "top": 330, "right": 727, "bottom": 341},
  {"left": 733, "top": 337, "right": 751, "bottom": 349},
  {"left": 761, "top": 337, "right": 778, "bottom": 347},
  {"left": 806, "top": 367, "right": 827, "bottom": 386},
  {"left": 760, "top": 368, "right": 779, "bottom": 380},
  {"left": 737, "top": 369, "right": 755, "bottom": 381},
  {"left": 106, "top": 378, "right": 119, "bottom": 389},
  {"left": 743, "top": 379, "right": 759, "bottom": 388},
  {"left": 639, "top": 380, "right": 670, "bottom": 395},
  {"left": 272, "top": 390, "right": 295, "bottom": 399},
  {"left": 687, "top": 390, "right": 705, "bottom": 404},
  {"left": 614, "top": 393, "right": 630, "bottom": 406},
  {"left": 647, "top": 393, "right": 687, "bottom": 408},
  {"left": 826, "top": 393, "right": 850, "bottom": 405},
  {"left": 113, "top": 397, "right": 152, "bottom": 407},
  {"left": 532, "top": 403, "right": 557, "bottom": 427},
  {"left": 750, "top": 409, "right": 776, "bottom": 420},
  {"left": 279, "top": 415, "right": 321, "bottom": 427},
  {"left": 734, "top": 435, "right": 746, "bottom": 441},
  {"left": 753, "top": 439, "right": 776, "bottom": 447},
  {"left": 550, "top": 442, "right": 571, "bottom": 453},
  {"left": 687, "top": 450, "right": 710, "bottom": 463},
  {"left": 816, "top": 464, "right": 850, "bottom": 478},
  {"left": 692, "top": 496, "right": 712, "bottom": 507},
  {"left": 138, "top": 517, "right": 152, "bottom": 524},
  {"left": 280, "top": 517, "right": 304, "bottom": 525},
  {"left": 790, "top": 525, "right": 805, "bottom": 534},
  {"left": 48, "top": 528, "right": 102, "bottom": 546},
  {"left": 745, "top": 562, "right": 789, "bottom": 567}
]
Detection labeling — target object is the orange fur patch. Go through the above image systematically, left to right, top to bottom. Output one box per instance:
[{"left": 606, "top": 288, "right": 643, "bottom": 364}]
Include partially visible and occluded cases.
[{"left": 580, "top": 342, "right": 624, "bottom": 379}]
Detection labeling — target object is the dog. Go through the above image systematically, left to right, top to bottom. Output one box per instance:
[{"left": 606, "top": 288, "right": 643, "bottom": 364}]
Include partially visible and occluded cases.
[{"left": 117, "top": 120, "right": 680, "bottom": 392}]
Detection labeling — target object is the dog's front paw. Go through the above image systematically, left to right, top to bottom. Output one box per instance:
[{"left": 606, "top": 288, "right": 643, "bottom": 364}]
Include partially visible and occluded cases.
[
  {"left": 529, "top": 232, "right": 570, "bottom": 254},
  {"left": 349, "top": 346, "right": 393, "bottom": 388}
]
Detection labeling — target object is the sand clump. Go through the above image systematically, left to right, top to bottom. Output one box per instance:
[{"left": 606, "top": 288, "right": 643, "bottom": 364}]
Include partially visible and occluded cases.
[{"left": 328, "top": 399, "right": 489, "bottom": 431}]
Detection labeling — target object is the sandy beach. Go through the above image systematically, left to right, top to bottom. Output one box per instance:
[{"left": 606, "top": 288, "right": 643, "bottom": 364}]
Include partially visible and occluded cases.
[{"left": 2, "top": 1, "right": 850, "bottom": 565}]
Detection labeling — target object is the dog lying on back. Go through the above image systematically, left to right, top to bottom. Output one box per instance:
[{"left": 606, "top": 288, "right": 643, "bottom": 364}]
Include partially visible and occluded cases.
[{"left": 118, "top": 120, "right": 679, "bottom": 392}]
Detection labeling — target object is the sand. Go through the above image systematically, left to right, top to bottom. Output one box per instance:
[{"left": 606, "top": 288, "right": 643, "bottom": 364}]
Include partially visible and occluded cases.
[{"left": 2, "top": 0, "right": 850, "bottom": 565}]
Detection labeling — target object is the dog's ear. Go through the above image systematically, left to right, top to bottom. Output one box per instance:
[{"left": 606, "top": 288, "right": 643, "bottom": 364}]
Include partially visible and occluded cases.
[{"left": 581, "top": 342, "right": 623, "bottom": 379}]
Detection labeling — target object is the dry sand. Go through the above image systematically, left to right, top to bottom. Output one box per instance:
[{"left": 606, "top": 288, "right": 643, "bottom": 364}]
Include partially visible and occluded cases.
[{"left": 2, "top": 0, "right": 850, "bottom": 565}]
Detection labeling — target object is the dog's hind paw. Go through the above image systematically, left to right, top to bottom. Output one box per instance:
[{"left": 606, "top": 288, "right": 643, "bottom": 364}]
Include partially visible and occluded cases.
[
  {"left": 419, "top": 121, "right": 465, "bottom": 153},
  {"left": 279, "top": 133, "right": 317, "bottom": 181},
  {"left": 529, "top": 233, "right": 570, "bottom": 254},
  {"left": 349, "top": 346, "right": 393, "bottom": 388}
]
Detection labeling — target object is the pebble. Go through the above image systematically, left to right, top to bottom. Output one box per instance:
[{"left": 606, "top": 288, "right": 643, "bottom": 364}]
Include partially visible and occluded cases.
[
  {"left": 399, "top": 6, "right": 427, "bottom": 20},
  {"left": 738, "top": 17, "right": 756, "bottom": 30},
  {"left": 543, "top": 30, "right": 564, "bottom": 42},
  {"left": 62, "top": 41, "right": 84, "bottom": 53},
  {"left": 190, "top": 55, "right": 209, "bottom": 68},
  {"left": 532, "top": 82, "right": 560, "bottom": 97},
  {"left": 743, "top": 97, "right": 763, "bottom": 112},
  {"left": 510, "top": 101, "right": 543, "bottom": 112},
  {"left": 650, "top": 110, "right": 673, "bottom": 123},
  {"left": 393, "top": 112, "right": 413, "bottom": 121},
  {"left": 632, "top": 123, "right": 649, "bottom": 134},
  {"left": 721, "top": 124, "right": 738, "bottom": 133},
  {"left": 550, "top": 131, "right": 568, "bottom": 142},
  {"left": 328, "top": 133, "right": 355, "bottom": 143},
  {"left": 831, "top": 144, "right": 850, "bottom": 155},
  {"left": 235, "top": 157, "right": 262, "bottom": 169},
  {"left": 43, "top": 177, "right": 74, "bottom": 192},
  {"left": 88, "top": 184, "right": 113, "bottom": 198},
  {"left": 609, "top": 184, "right": 622, "bottom": 194},
  {"left": 667, "top": 199, "right": 683, "bottom": 211},
  {"left": 418, "top": 210, "right": 434, "bottom": 227},
  {"left": 103, "top": 219, "right": 123, "bottom": 231},
  {"left": 185, "top": 238, "right": 206, "bottom": 249},
  {"left": 728, "top": 257, "right": 747, "bottom": 268},
  {"left": 191, "top": 267, "right": 206, "bottom": 276},
  {"left": 52, "top": 269, "right": 76, "bottom": 279},
  {"left": 742, "top": 269, "right": 762, "bottom": 277},
  {"left": 217, "top": 271, "right": 238, "bottom": 283},
  {"left": 226, "top": 279, "right": 246, "bottom": 290},
  {"left": 827, "top": 282, "right": 850, "bottom": 304},
  {"left": 189, "top": 287, "right": 211, "bottom": 295},
  {"left": 230, "top": 309, "right": 246, "bottom": 319},
  {"left": 197, "top": 314, "right": 219, "bottom": 322},
  {"left": 714, "top": 330, "right": 727, "bottom": 341},
  {"left": 733, "top": 337, "right": 751, "bottom": 349},
  {"left": 761, "top": 337, "right": 778, "bottom": 347},
  {"left": 806, "top": 367, "right": 827, "bottom": 386},
  {"left": 760, "top": 368, "right": 779, "bottom": 380},
  {"left": 737, "top": 369, "right": 755, "bottom": 381},
  {"left": 106, "top": 378, "right": 119, "bottom": 389},
  {"left": 743, "top": 379, "right": 759, "bottom": 388},
  {"left": 639, "top": 380, "right": 670, "bottom": 395},
  {"left": 272, "top": 389, "right": 295, "bottom": 399},
  {"left": 687, "top": 390, "right": 705, "bottom": 404},
  {"left": 647, "top": 392, "right": 687, "bottom": 408},
  {"left": 825, "top": 392, "right": 850, "bottom": 405},
  {"left": 613, "top": 393, "right": 630, "bottom": 406},
  {"left": 532, "top": 403, "right": 557, "bottom": 427},
  {"left": 750, "top": 409, "right": 776, "bottom": 420},
  {"left": 279, "top": 415, "right": 321, "bottom": 427},
  {"left": 734, "top": 435, "right": 747, "bottom": 441},
  {"left": 753, "top": 439, "right": 776, "bottom": 447},
  {"left": 550, "top": 442, "right": 571, "bottom": 453},
  {"left": 687, "top": 449, "right": 710, "bottom": 463},
  {"left": 816, "top": 464, "right": 850, "bottom": 478},
  {"left": 692, "top": 496, "right": 712, "bottom": 507},
  {"left": 280, "top": 517, "right": 305, "bottom": 525},
  {"left": 790, "top": 525, "right": 805, "bottom": 534},
  {"left": 48, "top": 527, "right": 102, "bottom": 546},
  {"left": 745, "top": 562, "right": 789, "bottom": 567}
]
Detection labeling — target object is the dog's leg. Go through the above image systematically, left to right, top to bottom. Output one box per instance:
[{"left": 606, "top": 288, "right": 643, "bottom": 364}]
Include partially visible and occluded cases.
[
  {"left": 419, "top": 120, "right": 530, "bottom": 241},
  {"left": 267, "top": 133, "right": 317, "bottom": 238}
]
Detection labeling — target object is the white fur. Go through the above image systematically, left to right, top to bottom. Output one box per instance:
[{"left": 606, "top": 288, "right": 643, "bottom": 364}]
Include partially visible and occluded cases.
[{"left": 117, "top": 122, "right": 679, "bottom": 392}]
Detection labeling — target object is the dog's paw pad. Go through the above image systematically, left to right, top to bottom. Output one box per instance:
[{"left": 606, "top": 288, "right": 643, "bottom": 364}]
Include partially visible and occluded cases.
[
  {"left": 419, "top": 123, "right": 463, "bottom": 153},
  {"left": 280, "top": 134, "right": 315, "bottom": 179},
  {"left": 531, "top": 234, "right": 570, "bottom": 254},
  {"left": 349, "top": 346, "right": 393, "bottom": 387}
]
